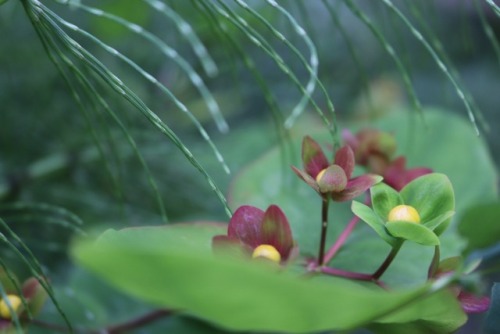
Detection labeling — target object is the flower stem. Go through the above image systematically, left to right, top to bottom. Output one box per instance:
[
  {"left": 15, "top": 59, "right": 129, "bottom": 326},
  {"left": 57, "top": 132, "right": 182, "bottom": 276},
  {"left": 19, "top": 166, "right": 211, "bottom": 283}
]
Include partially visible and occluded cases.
[
  {"left": 318, "top": 195, "right": 330, "bottom": 265},
  {"left": 372, "top": 242, "right": 403, "bottom": 280},
  {"left": 427, "top": 245, "right": 441, "bottom": 279},
  {"left": 320, "top": 266, "right": 387, "bottom": 289}
]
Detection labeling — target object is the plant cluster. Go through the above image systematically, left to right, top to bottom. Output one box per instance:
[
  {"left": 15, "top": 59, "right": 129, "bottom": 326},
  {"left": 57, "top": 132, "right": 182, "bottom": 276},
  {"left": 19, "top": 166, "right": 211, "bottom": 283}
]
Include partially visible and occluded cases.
[{"left": 213, "top": 129, "right": 490, "bottom": 320}]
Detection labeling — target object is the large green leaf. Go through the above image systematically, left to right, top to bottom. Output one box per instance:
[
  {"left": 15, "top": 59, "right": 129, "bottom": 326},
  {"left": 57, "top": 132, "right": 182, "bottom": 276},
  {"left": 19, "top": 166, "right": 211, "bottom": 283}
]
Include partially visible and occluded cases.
[
  {"left": 229, "top": 108, "right": 496, "bottom": 288},
  {"left": 72, "top": 223, "right": 466, "bottom": 333}
]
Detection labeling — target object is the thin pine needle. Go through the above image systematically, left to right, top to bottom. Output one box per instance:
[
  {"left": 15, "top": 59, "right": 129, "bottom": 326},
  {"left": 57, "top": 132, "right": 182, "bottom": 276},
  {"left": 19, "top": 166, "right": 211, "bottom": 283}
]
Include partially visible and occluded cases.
[
  {"left": 67, "top": 0, "right": 229, "bottom": 134},
  {"left": 144, "top": 0, "right": 218, "bottom": 77},
  {"left": 194, "top": 0, "right": 295, "bottom": 186},
  {"left": 207, "top": 0, "right": 337, "bottom": 142},
  {"left": 232, "top": 0, "right": 338, "bottom": 142},
  {"left": 321, "top": 0, "right": 375, "bottom": 116},
  {"left": 343, "top": 0, "right": 424, "bottom": 123},
  {"left": 381, "top": 0, "right": 483, "bottom": 135},
  {"left": 475, "top": 0, "right": 500, "bottom": 66},
  {"left": 484, "top": 0, "right": 500, "bottom": 17},
  {"left": 27, "top": 1, "right": 232, "bottom": 217},
  {"left": 408, "top": 1, "right": 490, "bottom": 134},
  {"left": 42, "top": 4, "right": 231, "bottom": 176},
  {"left": 35, "top": 27, "right": 169, "bottom": 222},
  {"left": 0, "top": 217, "right": 73, "bottom": 332},
  {"left": 0, "top": 281, "right": 23, "bottom": 333}
]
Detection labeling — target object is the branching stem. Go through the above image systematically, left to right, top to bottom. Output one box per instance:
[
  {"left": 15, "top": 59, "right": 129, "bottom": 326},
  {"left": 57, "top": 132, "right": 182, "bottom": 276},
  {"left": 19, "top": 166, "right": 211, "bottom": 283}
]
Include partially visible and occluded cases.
[{"left": 323, "top": 215, "right": 359, "bottom": 264}]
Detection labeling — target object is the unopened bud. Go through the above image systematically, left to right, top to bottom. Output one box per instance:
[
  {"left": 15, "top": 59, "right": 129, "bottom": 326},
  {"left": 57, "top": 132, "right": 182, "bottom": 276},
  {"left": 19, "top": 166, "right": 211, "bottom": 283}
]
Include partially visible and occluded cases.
[{"left": 388, "top": 205, "right": 420, "bottom": 223}]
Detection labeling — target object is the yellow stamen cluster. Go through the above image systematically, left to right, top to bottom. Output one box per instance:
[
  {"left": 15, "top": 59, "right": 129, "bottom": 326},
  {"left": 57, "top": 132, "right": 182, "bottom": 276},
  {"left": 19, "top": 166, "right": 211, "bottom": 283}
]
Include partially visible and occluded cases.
[
  {"left": 388, "top": 205, "right": 421, "bottom": 224},
  {"left": 252, "top": 244, "right": 281, "bottom": 263},
  {"left": 0, "top": 294, "right": 22, "bottom": 319}
]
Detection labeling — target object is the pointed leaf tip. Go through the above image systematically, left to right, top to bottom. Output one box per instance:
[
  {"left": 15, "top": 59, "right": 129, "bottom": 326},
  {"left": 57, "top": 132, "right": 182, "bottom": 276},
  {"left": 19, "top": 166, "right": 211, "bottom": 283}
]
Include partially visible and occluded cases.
[
  {"left": 302, "top": 136, "right": 329, "bottom": 178},
  {"left": 334, "top": 145, "right": 355, "bottom": 179},
  {"left": 291, "top": 166, "right": 319, "bottom": 192},
  {"left": 261, "top": 205, "right": 293, "bottom": 259}
]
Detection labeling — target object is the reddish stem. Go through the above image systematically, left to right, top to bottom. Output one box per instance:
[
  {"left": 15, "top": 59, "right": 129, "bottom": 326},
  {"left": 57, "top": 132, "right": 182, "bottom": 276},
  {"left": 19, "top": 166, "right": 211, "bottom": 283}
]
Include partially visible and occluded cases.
[
  {"left": 322, "top": 194, "right": 370, "bottom": 264},
  {"left": 323, "top": 215, "right": 360, "bottom": 264},
  {"left": 320, "top": 266, "right": 373, "bottom": 281},
  {"left": 320, "top": 266, "right": 388, "bottom": 289},
  {"left": 31, "top": 309, "right": 172, "bottom": 334},
  {"left": 106, "top": 309, "right": 172, "bottom": 333}
]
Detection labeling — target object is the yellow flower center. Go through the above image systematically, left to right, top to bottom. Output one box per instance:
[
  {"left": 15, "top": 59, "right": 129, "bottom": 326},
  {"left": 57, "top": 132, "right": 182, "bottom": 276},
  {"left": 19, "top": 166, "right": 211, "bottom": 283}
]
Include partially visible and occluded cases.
[
  {"left": 315, "top": 168, "right": 327, "bottom": 183},
  {"left": 388, "top": 205, "right": 421, "bottom": 223},
  {"left": 252, "top": 244, "right": 281, "bottom": 263},
  {"left": 0, "top": 294, "right": 22, "bottom": 319}
]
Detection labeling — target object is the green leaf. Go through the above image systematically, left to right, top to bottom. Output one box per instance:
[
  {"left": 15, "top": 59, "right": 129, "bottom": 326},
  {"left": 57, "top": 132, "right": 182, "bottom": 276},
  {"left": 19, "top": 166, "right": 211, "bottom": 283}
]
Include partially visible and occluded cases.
[
  {"left": 400, "top": 173, "right": 455, "bottom": 234},
  {"left": 371, "top": 182, "right": 403, "bottom": 220},
  {"left": 351, "top": 201, "right": 397, "bottom": 246},
  {"left": 457, "top": 202, "right": 500, "bottom": 254},
  {"left": 424, "top": 211, "right": 455, "bottom": 232},
  {"left": 386, "top": 221, "right": 440, "bottom": 246},
  {"left": 72, "top": 224, "right": 466, "bottom": 333}
]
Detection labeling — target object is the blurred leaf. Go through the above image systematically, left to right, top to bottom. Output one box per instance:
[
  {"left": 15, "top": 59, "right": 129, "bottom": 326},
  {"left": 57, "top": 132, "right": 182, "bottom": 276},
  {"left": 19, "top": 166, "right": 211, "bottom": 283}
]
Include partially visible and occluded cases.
[
  {"left": 458, "top": 202, "right": 500, "bottom": 254},
  {"left": 72, "top": 223, "right": 466, "bottom": 333}
]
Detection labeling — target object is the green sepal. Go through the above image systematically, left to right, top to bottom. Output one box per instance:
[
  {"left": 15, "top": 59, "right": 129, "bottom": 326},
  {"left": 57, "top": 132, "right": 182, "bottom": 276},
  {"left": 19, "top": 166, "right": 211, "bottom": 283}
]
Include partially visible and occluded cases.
[
  {"left": 400, "top": 173, "right": 455, "bottom": 225},
  {"left": 371, "top": 183, "right": 403, "bottom": 220},
  {"left": 351, "top": 201, "right": 398, "bottom": 246},
  {"left": 424, "top": 211, "right": 455, "bottom": 234},
  {"left": 386, "top": 221, "right": 440, "bottom": 246}
]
